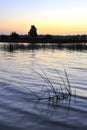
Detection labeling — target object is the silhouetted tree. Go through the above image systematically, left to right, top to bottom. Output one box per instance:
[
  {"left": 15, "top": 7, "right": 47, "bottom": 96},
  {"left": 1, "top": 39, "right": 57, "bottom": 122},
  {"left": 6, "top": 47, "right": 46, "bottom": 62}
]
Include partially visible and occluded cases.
[
  {"left": 28, "top": 25, "right": 37, "bottom": 37},
  {"left": 10, "top": 32, "right": 19, "bottom": 40}
]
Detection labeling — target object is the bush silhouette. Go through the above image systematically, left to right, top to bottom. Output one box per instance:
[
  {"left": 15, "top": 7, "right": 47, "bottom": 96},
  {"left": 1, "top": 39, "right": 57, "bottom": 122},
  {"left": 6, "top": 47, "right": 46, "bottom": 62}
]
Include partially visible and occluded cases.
[{"left": 10, "top": 32, "right": 19, "bottom": 40}]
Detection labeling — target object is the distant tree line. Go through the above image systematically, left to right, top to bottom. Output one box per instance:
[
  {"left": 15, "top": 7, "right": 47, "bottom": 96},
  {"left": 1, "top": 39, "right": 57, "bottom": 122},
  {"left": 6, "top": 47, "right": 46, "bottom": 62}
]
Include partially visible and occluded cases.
[{"left": 0, "top": 25, "right": 87, "bottom": 43}]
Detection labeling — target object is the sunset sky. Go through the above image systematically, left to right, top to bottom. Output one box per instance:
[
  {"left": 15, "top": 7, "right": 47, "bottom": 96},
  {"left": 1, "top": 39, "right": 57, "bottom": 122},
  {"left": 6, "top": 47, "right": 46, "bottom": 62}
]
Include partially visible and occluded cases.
[{"left": 0, "top": 0, "right": 87, "bottom": 35}]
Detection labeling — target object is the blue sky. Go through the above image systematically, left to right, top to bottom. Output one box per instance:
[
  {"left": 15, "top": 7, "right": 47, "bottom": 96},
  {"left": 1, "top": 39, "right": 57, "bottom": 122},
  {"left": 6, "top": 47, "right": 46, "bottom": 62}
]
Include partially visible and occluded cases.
[{"left": 0, "top": 0, "right": 87, "bottom": 35}]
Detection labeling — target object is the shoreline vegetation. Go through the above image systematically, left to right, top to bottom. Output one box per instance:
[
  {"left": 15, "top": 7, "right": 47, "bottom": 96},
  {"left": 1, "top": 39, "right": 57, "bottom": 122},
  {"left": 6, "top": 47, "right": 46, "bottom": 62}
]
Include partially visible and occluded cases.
[
  {"left": 0, "top": 25, "right": 87, "bottom": 44},
  {"left": 0, "top": 33, "right": 87, "bottom": 44}
]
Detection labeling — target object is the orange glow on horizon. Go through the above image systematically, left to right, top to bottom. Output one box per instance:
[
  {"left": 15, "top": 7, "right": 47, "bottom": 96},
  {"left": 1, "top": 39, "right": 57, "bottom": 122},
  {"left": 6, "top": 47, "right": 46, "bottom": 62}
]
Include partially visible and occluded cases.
[{"left": 0, "top": 19, "right": 87, "bottom": 35}]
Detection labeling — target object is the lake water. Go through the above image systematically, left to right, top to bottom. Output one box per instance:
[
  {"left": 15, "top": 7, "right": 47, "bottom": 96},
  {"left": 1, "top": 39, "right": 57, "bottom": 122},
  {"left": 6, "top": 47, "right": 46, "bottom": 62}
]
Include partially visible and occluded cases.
[{"left": 0, "top": 43, "right": 87, "bottom": 130}]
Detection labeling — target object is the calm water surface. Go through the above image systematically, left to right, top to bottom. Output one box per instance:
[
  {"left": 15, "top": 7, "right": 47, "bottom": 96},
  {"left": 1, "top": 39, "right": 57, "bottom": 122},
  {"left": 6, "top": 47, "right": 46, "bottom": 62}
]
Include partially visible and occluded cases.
[{"left": 0, "top": 43, "right": 87, "bottom": 130}]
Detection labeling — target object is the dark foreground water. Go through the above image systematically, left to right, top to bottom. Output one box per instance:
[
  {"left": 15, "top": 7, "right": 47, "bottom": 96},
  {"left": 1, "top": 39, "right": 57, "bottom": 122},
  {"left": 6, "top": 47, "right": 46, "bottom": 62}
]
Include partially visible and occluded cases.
[{"left": 0, "top": 43, "right": 87, "bottom": 130}]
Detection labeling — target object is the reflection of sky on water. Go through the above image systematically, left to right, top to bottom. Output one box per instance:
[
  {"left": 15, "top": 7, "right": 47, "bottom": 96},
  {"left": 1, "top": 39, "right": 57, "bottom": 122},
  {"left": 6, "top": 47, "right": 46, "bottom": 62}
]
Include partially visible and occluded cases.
[
  {"left": 0, "top": 42, "right": 87, "bottom": 130},
  {"left": 0, "top": 43, "right": 87, "bottom": 98}
]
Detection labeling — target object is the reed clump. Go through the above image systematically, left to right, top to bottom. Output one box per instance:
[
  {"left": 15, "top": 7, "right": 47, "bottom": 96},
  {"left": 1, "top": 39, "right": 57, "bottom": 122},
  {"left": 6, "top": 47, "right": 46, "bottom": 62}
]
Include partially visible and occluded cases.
[{"left": 28, "top": 65, "right": 72, "bottom": 104}]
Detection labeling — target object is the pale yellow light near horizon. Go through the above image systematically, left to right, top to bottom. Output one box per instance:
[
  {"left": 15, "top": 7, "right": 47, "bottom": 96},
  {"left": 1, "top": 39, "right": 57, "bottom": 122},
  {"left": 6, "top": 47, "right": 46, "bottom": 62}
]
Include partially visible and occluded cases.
[
  {"left": 30, "top": 11, "right": 87, "bottom": 35},
  {"left": 1, "top": 14, "right": 87, "bottom": 35}
]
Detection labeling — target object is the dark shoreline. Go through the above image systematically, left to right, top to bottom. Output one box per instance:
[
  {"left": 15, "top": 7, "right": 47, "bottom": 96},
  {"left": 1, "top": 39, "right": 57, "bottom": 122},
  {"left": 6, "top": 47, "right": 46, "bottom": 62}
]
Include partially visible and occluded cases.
[{"left": 0, "top": 34, "right": 87, "bottom": 43}]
